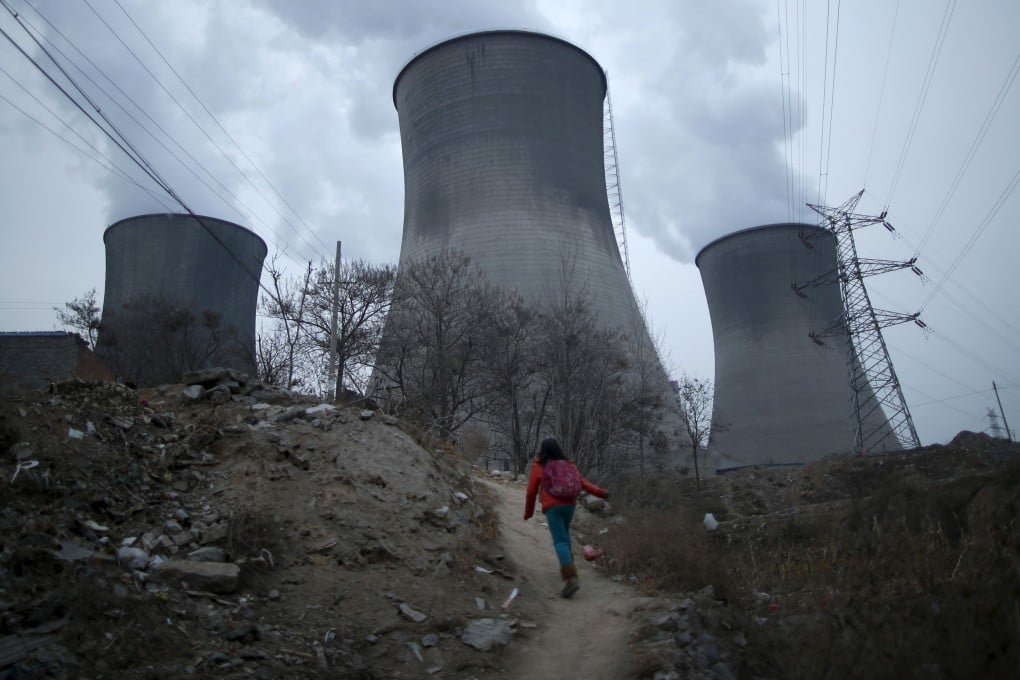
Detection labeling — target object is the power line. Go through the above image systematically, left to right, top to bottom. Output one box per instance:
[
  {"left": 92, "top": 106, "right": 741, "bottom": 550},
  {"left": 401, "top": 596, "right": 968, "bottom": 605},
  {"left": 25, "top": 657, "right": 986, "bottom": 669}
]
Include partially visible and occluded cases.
[
  {"left": 12, "top": 0, "right": 322, "bottom": 270},
  {"left": 78, "top": 0, "right": 327, "bottom": 263},
  {"left": 109, "top": 0, "right": 327, "bottom": 256},
  {"left": 776, "top": 0, "right": 793, "bottom": 221},
  {"left": 815, "top": 0, "right": 832, "bottom": 205},
  {"left": 820, "top": 0, "right": 842, "bottom": 204},
  {"left": 863, "top": 0, "right": 900, "bottom": 190},
  {"left": 884, "top": 0, "right": 957, "bottom": 208},
  {"left": 0, "top": 2, "right": 285, "bottom": 304},
  {"left": 11, "top": 5, "right": 285, "bottom": 246},
  {"left": 916, "top": 49, "right": 1020, "bottom": 255},
  {"left": 919, "top": 166, "right": 1020, "bottom": 311}
]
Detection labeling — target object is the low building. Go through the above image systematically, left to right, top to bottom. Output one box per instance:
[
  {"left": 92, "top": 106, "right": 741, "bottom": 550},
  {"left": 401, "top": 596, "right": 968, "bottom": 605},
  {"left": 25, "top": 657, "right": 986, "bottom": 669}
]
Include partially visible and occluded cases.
[{"left": 0, "top": 332, "right": 114, "bottom": 390}]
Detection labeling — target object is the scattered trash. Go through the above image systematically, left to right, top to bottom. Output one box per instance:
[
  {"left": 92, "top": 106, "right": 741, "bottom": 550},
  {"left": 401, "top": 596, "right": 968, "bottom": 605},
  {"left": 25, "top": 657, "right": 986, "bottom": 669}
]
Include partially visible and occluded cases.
[
  {"left": 67, "top": 428, "right": 84, "bottom": 440},
  {"left": 10, "top": 459, "right": 38, "bottom": 483},
  {"left": 703, "top": 513, "right": 719, "bottom": 531},
  {"left": 582, "top": 544, "right": 605, "bottom": 561},
  {"left": 474, "top": 565, "right": 493, "bottom": 574},
  {"left": 500, "top": 587, "right": 519, "bottom": 611}
]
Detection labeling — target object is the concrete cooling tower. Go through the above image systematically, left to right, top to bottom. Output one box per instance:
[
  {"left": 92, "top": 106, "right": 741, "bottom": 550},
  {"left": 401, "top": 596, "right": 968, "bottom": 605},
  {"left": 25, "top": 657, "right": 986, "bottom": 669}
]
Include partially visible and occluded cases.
[
  {"left": 385, "top": 30, "right": 680, "bottom": 465},
  {"left": 391, "top": 30, "right": 644, "bottom": 334},
  {"left": 96, "top": 213, "right": 267, "bottom": 386},
  {"left": 696, "top": 223, "right": 898, "bottom": 467}
]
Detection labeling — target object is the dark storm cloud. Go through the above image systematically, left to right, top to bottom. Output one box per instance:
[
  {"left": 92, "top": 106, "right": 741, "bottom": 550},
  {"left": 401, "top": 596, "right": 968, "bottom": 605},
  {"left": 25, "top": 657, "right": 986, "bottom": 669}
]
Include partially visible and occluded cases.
[{"left": 589, "top": 0, "right": 796, "bottom": 260}]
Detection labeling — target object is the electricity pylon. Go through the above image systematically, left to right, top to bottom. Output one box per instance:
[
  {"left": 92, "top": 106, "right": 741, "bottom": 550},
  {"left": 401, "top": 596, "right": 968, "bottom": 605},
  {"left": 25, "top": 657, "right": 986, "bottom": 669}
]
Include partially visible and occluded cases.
[{"left": 796, "top": 189, "right": 923, "bottom": 453}]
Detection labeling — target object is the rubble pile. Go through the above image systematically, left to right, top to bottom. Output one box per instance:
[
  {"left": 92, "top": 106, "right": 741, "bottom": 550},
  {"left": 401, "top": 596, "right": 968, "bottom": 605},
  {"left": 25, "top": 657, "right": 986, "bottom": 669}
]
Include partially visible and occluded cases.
[{"left": 0, "top": 374, "right": 522, "bottom": 678}]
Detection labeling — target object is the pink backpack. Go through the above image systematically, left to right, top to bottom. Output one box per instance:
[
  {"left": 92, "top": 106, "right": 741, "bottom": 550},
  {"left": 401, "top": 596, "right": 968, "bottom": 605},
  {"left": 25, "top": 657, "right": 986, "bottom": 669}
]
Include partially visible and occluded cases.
[{"left": 542, "top": 459, "right": 582, "bottom": 500}]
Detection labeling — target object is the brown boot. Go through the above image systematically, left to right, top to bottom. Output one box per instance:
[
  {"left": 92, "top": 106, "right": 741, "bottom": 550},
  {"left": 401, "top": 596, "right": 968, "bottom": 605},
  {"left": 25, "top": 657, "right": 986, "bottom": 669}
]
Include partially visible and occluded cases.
[{"left": 560, "top": 563, "right": 580, "bottom": 598}]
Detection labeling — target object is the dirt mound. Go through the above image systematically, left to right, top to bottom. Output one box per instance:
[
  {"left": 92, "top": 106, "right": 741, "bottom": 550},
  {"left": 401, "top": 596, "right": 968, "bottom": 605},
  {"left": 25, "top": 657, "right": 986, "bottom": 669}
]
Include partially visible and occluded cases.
[{"left": 0, "top": 379, "right": 521, "bottom": 678}]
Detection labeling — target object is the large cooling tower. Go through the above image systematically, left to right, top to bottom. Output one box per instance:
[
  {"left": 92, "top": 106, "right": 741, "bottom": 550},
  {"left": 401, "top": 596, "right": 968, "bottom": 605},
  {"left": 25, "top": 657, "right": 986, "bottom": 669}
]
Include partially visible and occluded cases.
[
  {"left": 391, "top": 30, "right": 643, "bottom": 333},
  {"left": 97, "top": 213, "right": 267, "bottom": 386},
  {"left": 696, "top": 223, "right": 898, "bottom": 467}
]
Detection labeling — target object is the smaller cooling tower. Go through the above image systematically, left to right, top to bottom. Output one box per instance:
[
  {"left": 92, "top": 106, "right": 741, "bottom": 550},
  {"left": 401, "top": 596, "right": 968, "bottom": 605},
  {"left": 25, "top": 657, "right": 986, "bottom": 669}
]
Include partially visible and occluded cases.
[
  {"left": 97, "top": 213, "right": 267, "bottom": 386},
  {"left": 696, "top": 223, "right": 897, "bottom": 467}
]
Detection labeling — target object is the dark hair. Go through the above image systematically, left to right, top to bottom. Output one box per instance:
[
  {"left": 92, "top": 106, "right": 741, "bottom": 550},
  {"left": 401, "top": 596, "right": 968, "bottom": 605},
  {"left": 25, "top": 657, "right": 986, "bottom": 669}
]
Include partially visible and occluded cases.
[{"left": 539, "top": 437, "right": 567, "bottom": 464}]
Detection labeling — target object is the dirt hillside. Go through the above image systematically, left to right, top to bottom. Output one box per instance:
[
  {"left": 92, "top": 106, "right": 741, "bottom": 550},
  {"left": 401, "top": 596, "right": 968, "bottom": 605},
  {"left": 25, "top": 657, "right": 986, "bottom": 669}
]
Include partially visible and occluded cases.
[{"left": 1, "top": 376, "right": 1018, "bottom": 678}]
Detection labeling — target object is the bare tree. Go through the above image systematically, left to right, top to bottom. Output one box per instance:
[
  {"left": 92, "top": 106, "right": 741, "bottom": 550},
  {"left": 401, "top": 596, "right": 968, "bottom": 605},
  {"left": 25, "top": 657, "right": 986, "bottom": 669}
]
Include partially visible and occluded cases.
[
  {"left": 374, "top": 251, "right": 500, "bottom": 438},
  {"left": 258, "top": 255, "right": 314, "bottom": 390},
  {"left": 302, "top": 259, "right": 396, "bottom": 398},
  {"left": 534, "top": 269, "right": 631, "bottom": 478},
  {"left": 54, "top": 288, "right": 101, "bottom": 349},
  {"left": 477, "top": 293, "right": 549, "bottom": 474},
  {"left": 674, "top": 373, "right": 725, "bottom": 485}
]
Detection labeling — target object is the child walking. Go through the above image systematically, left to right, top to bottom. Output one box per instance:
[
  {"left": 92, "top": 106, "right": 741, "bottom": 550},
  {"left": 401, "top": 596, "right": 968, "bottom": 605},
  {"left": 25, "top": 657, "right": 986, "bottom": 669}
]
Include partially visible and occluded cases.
[{"left": 523, "top": 438, "right": 609, "bottom": 598}]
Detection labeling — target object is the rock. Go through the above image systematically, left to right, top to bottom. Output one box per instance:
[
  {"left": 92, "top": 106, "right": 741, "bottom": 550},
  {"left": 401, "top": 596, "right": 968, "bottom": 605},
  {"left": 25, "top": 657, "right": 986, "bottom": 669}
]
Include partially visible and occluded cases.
[
  {"left": 216, "top": 379, "right": 241, "bottom": 393},
  {"left": 181, "top": 385, "right": 205, "bottom": 401},
  {"left": 205, "top": 385, "right": 231, "bottom": 404},
  {"left": 305, "top": 404, "right": 337, "bottom": 417},
  {"left": 274, "top": 406, "right": 306, "bottom": 423},
  {"left": 359, "top": 410, "right": 374, "bottom": 421},
  {"left": 382, "top": 414, "right": 398, "bottom": 426},
  {"left": 452, "top": 492, "right": 470, "bottom": 504},
  {"left": 584, "top": 496, "right": 607, "bottom": 512},
  {"left": 173, "top": 509, "right": 190, "bottom": 524},
  {"left": 164, "top": 520, "right": 183, "bottom": 533},
  {"left": 201, "top": 522, "right": 230, "bottom": 545},
  {"left": 172, "top": 531, "right": 195, "bottom": 546},
  {"left": 53, "top": 540, "right": 98, "bottom": 563},
  {"left": 116, "top": 546, "right": 151, "bottom": 571},
  {"left": 187, "top": 546, "right": 226, "bottom": 562},
  {"left": 150, "top": 559, "right": 240, "bottom": 594},
  {"left": 268, "top": 589, "right": 281, "bottom": 601},
  {"left": 475, "top": 597, "right": 487, "bottom": 611},
  {"left": 398, "top": 603, "right": 427, "bottom": 623},
  {"left": 460, "top": 618, "right": 515, "bottom": 651},
  {"left": 422, "top": 633, "right": 439, "bottom": 648},
  {"left": 407, "top": 642, "right": 424, "bottom": 663}
]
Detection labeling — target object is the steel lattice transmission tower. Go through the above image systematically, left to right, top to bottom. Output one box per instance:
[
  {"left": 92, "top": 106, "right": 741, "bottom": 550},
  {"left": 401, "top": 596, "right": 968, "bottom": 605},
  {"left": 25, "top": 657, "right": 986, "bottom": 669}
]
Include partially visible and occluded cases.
[
  {"left": 603, "top": 79, "right": 630, "bottom": 278},
  {"left": 797, "top": 190, "right": 925, "bottom": 453}
]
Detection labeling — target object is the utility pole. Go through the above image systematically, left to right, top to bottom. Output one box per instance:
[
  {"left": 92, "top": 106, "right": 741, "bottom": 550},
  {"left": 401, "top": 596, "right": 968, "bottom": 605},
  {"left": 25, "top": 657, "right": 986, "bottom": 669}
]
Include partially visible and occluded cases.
[
  {"left": 327, "top": 241, "right": 341, "bottom": 401},
  {"left": 993, "top": 381, "right": 1013, "bottom": 441}
]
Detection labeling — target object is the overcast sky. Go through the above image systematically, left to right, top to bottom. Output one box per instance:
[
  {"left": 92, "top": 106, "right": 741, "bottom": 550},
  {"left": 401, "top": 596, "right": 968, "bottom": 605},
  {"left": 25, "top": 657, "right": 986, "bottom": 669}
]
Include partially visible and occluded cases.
[{"left": 1, "top": 0, "right": 1017, "bottom": 446}]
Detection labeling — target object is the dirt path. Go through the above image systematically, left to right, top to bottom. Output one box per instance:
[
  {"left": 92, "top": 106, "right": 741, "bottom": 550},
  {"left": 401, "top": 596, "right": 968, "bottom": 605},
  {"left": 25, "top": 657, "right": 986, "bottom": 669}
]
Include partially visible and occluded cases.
[{"left": 481, "top": 479, "right": 650, "bottom": 679}]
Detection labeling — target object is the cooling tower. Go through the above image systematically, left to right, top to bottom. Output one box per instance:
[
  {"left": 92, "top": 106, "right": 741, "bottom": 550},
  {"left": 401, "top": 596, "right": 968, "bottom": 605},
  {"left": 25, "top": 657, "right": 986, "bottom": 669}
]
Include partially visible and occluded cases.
[
  {"left": 391, "top": 30, "right": 642, "bottom": 332},
  {"left": 96, "top": 213, "right": 267, "bottom": 386},
  {"left": 696, "top": 223, "right": 898, "bottom": 467}
]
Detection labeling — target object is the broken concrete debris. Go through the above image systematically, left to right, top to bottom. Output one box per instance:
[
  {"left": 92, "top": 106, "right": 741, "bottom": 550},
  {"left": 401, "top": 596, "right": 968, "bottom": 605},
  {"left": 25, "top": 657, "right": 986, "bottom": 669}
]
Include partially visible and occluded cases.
[{"left": 460, "top": 618, "right": 515, "bottom": 651}]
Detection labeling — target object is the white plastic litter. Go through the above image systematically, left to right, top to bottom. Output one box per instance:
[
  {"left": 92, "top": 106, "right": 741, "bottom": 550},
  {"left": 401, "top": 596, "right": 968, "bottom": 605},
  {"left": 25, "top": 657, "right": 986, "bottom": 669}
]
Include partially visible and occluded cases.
[{"left": 703, "top": 512, "right": 719, "bottom": 531}]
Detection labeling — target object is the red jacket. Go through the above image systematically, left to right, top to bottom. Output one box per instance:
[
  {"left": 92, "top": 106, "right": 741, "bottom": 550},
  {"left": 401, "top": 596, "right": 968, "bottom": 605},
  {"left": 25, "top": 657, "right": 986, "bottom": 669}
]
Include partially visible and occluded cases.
[{"left": 523, "top": 458, "right": 609, "bottom": 520}]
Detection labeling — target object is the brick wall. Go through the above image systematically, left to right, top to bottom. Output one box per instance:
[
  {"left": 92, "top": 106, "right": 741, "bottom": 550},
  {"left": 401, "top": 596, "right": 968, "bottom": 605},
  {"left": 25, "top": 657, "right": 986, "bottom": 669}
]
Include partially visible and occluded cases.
[{"left": 0, "top": 333, "right": 113, "bottom": 390}]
